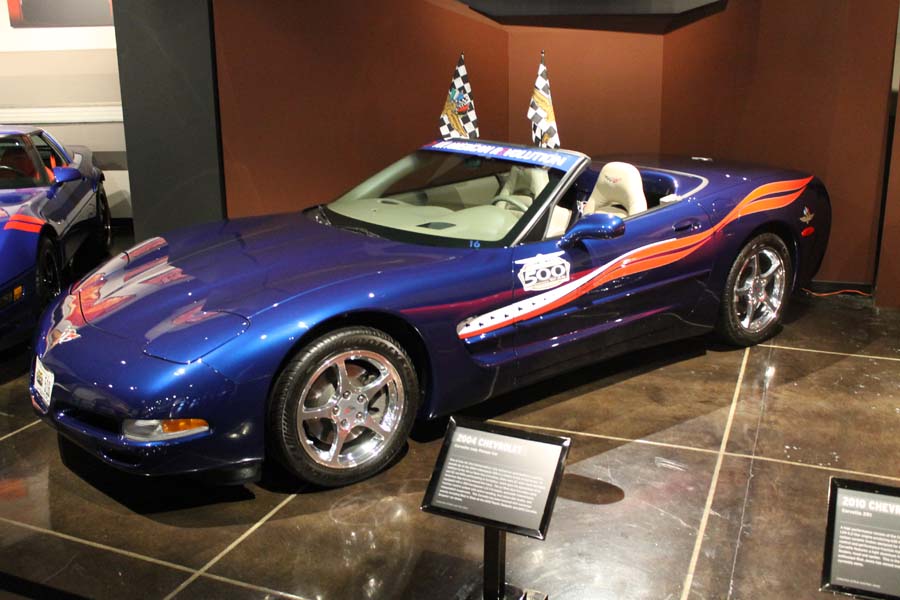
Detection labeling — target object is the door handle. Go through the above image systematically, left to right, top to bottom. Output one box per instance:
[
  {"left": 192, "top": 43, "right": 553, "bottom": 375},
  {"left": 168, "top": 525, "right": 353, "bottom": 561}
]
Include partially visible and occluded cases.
[{"left": 672, "top": 218, "right": 701, "bottom": 233}]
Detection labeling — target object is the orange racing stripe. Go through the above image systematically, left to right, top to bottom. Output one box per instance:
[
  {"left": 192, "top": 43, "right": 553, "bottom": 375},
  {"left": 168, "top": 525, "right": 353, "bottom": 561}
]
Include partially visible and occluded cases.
[
  {"left": 9, "top": 214, "right": 45, "bottom": 226},
  {"left": 4, "top": 221, "right": 43, "bottom": 234}
]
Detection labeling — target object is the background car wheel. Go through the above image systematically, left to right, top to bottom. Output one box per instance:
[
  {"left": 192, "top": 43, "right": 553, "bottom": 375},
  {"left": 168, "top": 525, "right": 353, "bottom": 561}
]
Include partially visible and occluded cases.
[
  {"left": 92, "top": 185, "right": 112, "bottom": 254},
  {"left": 717, "top": 233, "right": 792, "bottom": 346},
  {"left": 35, "top": 236, "right": 61, "bottom": 313},
  {"left": 268, "top": 326, "right": 420, "bottom": 487}
]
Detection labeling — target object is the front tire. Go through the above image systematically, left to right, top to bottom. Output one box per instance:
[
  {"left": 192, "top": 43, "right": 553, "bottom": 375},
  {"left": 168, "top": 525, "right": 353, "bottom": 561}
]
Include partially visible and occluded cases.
[
  {"left": 717, "top": 233, "right": 792, "bottom": 346},
  {"left": 35, "top": 236, "right": 61, "bottom": 314},
  {"left": 268, "top": 327, "right": 419, "bottom": 487}
]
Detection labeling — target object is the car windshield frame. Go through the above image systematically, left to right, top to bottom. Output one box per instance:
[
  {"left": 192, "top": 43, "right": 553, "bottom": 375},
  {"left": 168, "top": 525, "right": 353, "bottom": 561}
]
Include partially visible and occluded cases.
[{"left": 320, "top": 142, "right": 586, "bottom": 248}]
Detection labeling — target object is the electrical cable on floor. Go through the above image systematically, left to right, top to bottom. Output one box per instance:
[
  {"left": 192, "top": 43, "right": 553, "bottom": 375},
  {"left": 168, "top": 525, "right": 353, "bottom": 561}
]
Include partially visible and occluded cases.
[{"left": 801, "top": 288, "right": 872, "bottom": 297}]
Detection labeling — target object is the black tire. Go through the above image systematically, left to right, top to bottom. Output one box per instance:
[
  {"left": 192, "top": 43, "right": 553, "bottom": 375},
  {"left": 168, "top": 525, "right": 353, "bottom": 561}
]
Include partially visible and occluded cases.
[
  {"left": 92, "top": 185, "right": 112, "bottom": 254},
  {"left": 717, "top": 233, "right": 792, "bottom": 346},
  {"left": 35, "top": 236, "right": 62, "bottom": 314},
  {"left": 268, "top": 326, "right": 419, "bottom": 487}
]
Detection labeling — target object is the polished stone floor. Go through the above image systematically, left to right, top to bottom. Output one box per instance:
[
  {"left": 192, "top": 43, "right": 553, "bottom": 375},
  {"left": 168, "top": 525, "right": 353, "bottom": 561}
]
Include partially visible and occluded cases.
[{"left": 1, "top": 250, "right": 898, "bottom": 598}]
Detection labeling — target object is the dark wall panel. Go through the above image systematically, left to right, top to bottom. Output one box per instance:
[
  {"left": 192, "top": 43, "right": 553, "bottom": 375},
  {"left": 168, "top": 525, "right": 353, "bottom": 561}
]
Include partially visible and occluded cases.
[
  {"left": 112, "top": 0, "right": 225, "bottom": 241},
  {"left": 877, "top": 93, "right": 900, "bottom": 307}
]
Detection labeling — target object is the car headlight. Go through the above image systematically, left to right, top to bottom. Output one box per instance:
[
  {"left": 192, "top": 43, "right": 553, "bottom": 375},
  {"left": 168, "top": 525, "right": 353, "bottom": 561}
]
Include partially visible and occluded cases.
[{"left": 122, "top": 418, "right": 209, "bottom": 441}]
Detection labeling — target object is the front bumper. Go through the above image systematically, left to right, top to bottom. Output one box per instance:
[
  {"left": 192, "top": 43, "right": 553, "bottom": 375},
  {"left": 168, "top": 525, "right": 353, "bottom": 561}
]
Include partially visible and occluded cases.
[{"left": 31, "top": 294, "right": 265, "bottom": 478}]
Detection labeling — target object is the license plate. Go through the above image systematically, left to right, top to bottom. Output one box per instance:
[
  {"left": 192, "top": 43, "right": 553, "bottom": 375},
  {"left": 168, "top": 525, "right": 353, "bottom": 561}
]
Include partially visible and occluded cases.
[{"left": 34, "top": 357, "right": 54, "bottom": 409}]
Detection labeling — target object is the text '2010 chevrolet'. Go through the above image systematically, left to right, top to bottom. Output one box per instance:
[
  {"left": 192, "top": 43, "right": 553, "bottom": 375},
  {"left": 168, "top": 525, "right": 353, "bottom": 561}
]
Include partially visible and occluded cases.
[{"left": 31, "top": 139, "right": 830, "bottom": 486}]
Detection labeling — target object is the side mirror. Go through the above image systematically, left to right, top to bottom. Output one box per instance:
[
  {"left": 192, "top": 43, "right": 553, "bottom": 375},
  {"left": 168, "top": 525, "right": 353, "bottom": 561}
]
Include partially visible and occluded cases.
[
  {"left": 52, "top": 166, "right": 82, "bottom": 184},
  {"left": 48, "top": 167, "right": 81, "bottom": 199},
  {"left": 558, "top": 212, "right": 626, "bottom": 249}
]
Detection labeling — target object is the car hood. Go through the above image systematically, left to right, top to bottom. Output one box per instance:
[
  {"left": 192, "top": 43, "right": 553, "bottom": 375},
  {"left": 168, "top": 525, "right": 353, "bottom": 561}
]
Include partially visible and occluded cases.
[{"left": 74, "top": 211, "right": 466, "bottom": 361}]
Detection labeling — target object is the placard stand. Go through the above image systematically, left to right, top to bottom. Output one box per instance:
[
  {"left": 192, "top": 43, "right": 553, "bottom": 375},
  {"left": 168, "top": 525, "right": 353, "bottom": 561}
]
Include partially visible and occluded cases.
[
  {"left": 422, "top": 418, "right": 567, "bottom": 600},
  {"left": 481, "top": 524, "right": 547, "bottom": 600},
  {"left": 484, "top": 527, "right": 507, "bottom": 600}
]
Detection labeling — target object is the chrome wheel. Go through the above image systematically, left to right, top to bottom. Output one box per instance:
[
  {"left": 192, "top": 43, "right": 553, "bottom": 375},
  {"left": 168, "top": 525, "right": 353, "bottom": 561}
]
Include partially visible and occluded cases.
[
  {"left": 732, "top": 247, "right": 785, "bottom": 333},
  {"left": 296, "top": 350, "right": 404, "bottom": 469}
]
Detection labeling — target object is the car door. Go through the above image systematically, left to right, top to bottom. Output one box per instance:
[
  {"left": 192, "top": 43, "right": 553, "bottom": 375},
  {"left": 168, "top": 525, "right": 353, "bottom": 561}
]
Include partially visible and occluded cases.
[
  {"left": 30, "top": 133, "right": 95, "bottom": 258},
  {"left": 512, "top": 198, "right": 714, "bottom": 383}
]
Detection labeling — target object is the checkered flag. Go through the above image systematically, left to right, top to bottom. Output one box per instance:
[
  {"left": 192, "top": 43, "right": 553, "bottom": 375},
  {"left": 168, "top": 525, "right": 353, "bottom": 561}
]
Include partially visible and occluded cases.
[
  {"left": 527, "top": 52, "right": 560, "bottom": 148},
  {"left": 439, "top": 53, "right": 479, "bottom": 140}
]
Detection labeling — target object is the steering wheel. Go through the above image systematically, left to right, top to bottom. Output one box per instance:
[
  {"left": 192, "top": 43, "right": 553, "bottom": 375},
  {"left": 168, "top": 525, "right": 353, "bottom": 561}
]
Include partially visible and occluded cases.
[
  {"left": 0, "top": 165, "right": 27, "bottom": 178},
  {"left": 491, "top": 195, "right": 530, "bottom": 212}
]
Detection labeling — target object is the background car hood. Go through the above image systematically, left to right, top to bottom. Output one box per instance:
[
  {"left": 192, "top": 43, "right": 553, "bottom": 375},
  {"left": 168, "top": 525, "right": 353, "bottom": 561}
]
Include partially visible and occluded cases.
[{"left": 74, "top": 211, "right": 468, "bottom": 358}]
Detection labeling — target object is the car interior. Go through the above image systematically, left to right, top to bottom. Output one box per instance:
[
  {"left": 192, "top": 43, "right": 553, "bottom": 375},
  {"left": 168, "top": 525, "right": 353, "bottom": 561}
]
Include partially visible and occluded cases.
[
  {"left": 30, "top": 134, "right": 67, "bottom": 179},
  {"left": 0, "top": 139, "right": 42, "bottom": 187},
  {"left": 328, "top": 151, "right": 701, "bottom": 244},
  {"left": 329, "top": 156, "right": 563, "bottom": 242}
]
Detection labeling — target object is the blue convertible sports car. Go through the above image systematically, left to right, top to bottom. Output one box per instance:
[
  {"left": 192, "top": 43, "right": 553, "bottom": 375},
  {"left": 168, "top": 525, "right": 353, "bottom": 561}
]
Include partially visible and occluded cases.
[
  {"left": 0, "top": 126, "right": 110, "bottom": 348},
  {"left": 31, "top": 139, "right": 830, "bottom": 486}
]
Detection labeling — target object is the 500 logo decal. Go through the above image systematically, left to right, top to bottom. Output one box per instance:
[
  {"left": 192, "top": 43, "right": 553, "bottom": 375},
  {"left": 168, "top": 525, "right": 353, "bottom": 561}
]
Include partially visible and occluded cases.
[{"left": 516, "top": 252, "right": 571, "bottom": 292}]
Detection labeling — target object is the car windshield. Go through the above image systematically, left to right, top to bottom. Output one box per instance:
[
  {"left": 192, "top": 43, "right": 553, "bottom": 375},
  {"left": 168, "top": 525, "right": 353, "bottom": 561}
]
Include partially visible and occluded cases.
[
  {"left": 0, "top": 137, "right": 44, "bottom": 190},
  {"left": 323, "top": 149, "right": 566, "bottom": 247}
]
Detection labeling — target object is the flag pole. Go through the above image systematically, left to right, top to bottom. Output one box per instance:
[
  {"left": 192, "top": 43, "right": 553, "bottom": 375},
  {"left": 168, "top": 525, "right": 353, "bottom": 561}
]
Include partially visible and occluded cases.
[{"left": 541, "top": 49, "right": 544, "bottom": 65}]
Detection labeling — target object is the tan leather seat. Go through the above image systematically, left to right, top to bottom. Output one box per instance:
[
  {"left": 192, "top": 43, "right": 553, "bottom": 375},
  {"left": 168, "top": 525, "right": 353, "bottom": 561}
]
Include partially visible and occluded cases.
[
  {"left": 584, "top": 162, "right": 647, "bottom": 218},
  {"left": 494, "top": 166, "right": 550, "bottom": 210},
  {"left": 499, "top": 166, "right": 550, "bottom": 198},
  {"left": 546, "top": 206, "right": 572, "bottom": 238}
]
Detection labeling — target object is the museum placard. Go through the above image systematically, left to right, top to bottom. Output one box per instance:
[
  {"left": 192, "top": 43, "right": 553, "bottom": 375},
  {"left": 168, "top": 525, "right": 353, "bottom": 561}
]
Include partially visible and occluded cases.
[
  {"left": 421, "top": 417, "right": 570, "bottom": 540},
  {"left": 822, "top": 478, "right": 900, "bottom": 600}
]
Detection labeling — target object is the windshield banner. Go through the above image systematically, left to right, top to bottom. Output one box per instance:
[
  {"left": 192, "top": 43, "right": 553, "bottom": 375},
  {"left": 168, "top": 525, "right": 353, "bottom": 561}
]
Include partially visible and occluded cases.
[{"left": 423, "top": 140, "right": 582, "bottom": 171}]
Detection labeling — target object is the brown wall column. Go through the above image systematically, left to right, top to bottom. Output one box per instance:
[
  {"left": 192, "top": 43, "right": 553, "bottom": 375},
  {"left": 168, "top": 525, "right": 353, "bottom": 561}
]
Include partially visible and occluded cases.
[
  {"left": 214, "top": 0, "right": 510, "bottom": 218},
  {"left": 662, "top": 0, "right": 899, "bottom": 286},
  {"left": 505, "top": 27, "right": 662, "bottom": 155}
]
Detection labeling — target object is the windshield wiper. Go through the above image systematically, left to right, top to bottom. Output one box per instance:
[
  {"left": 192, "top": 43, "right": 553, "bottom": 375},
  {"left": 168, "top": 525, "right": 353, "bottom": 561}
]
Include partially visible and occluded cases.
[{"left": 342, "top": 226, "right": 384, "bottom": 239}]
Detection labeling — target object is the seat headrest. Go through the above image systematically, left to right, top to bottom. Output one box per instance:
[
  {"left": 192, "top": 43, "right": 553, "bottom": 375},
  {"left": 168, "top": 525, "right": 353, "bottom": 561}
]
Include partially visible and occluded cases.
[{"left": 586, "top": 161, "right": 647, "bottom": 217}]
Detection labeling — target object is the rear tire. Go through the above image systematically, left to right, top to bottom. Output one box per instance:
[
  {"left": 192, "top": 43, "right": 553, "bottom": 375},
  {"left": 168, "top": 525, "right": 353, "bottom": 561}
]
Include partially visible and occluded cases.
[
  {"left": 92, "top": 185, "right": 112, "bottom": 255},
  {"left": 716, "top": 233, "right": 792, "bottom": 346},
  {"left": 268, "top": 327, "right": 419, "bottom": 487}
]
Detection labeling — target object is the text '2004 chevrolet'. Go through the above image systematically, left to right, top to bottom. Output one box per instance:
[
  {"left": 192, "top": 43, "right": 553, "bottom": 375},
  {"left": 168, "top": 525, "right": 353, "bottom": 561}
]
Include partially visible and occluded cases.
[{"left": 31, "top": 139, "right": 830, "bottom": 486}]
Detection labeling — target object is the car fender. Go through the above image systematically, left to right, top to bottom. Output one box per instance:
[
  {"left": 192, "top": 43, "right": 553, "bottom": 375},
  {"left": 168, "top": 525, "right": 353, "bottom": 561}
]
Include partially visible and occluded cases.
[
  {"left": 691, "top": 176, "right": 830, "bottom": 326},
  {"left": 202, "top": 281, "right": 502, "bottom": 421}
]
